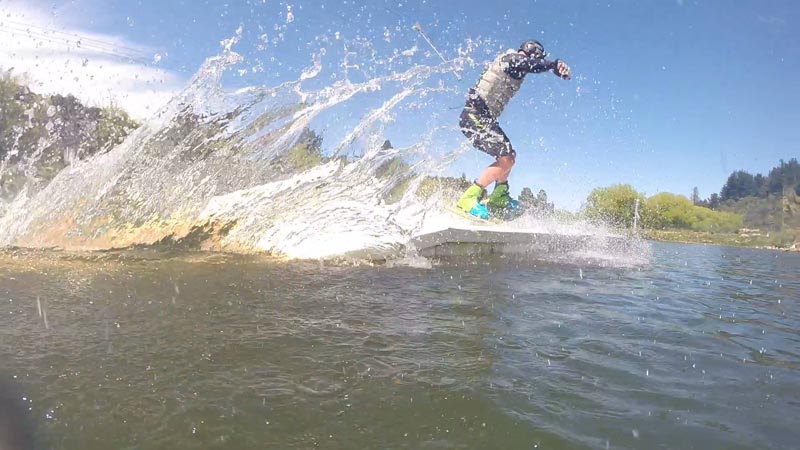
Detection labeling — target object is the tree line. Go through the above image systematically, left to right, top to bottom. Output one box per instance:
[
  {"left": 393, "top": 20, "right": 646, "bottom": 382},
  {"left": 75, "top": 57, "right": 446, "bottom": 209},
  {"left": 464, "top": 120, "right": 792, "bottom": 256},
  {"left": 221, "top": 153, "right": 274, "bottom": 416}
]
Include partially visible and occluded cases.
[
  {"left": 583, "top": 158, "right": 800, "bottom": 235},
  {"left": 695, "top": 158, "right": 800, "bottom": 208},
  {"left": 582, "top": 184, "right": 743, "bottom": 232}
]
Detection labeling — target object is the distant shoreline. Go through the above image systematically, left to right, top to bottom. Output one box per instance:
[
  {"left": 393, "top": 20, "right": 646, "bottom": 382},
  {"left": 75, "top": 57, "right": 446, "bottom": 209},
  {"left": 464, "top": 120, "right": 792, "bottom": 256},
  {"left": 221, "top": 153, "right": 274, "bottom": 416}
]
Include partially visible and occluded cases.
[{"left": 642, "top": 229, "right": 799, "bottom": 252}]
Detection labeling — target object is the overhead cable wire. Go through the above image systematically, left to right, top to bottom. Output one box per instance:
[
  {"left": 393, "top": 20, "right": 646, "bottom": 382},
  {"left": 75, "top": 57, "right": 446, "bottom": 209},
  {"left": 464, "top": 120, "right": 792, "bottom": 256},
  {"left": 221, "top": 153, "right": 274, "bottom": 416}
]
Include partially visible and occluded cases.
[{"left": 1, "top": 18, "right": 149, "bottom": 57}]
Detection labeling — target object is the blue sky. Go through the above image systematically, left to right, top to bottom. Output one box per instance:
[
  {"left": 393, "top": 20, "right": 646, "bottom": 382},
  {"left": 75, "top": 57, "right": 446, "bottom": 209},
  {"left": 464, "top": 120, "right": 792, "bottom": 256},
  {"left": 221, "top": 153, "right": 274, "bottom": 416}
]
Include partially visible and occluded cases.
[{"left": 3, "top": 0, "right": 799, "bottom": 210}]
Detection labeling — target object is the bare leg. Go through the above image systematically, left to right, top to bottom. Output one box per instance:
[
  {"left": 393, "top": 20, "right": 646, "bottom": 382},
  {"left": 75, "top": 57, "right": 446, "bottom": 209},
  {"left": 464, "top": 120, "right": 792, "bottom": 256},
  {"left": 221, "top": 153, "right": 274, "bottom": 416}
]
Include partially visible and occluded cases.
[{"left": 476, "top": 154, "right": 515, "bottom": 187}]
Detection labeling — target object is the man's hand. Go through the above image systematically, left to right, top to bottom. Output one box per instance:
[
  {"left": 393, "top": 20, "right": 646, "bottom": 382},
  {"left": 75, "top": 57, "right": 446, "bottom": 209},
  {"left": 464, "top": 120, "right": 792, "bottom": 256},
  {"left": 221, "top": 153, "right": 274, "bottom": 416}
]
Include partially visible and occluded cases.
[{"left": 555, "top": 60, "right": 571, "bottom": 80}]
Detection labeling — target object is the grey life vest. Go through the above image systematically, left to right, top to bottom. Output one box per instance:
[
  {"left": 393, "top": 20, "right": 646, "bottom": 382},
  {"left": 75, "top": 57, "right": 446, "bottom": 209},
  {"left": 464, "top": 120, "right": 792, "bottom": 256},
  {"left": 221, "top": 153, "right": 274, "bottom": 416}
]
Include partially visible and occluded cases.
[{"left": 474, "top": 49, "right": 524, "bottom": 118}]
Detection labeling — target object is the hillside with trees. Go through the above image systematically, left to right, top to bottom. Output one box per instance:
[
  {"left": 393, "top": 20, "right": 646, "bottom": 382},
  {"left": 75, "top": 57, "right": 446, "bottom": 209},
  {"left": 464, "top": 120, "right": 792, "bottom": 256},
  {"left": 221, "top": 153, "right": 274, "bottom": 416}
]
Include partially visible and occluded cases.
[
  {"left": 0, "top": 72, "right": 139, "bottom": 202},
  {"left": 583, "top": 159, "right": 799, "bottom": 248},
  {"left": 708, "top": 159, "right": 800, "bottom": 232}
]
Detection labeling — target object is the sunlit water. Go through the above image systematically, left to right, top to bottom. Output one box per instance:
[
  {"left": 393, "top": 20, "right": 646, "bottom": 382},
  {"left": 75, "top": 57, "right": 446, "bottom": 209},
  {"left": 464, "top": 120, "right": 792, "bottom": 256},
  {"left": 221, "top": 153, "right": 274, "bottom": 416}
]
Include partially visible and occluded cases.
[{"left": 1, "top": 242, "right": 798, "bottom": 449}]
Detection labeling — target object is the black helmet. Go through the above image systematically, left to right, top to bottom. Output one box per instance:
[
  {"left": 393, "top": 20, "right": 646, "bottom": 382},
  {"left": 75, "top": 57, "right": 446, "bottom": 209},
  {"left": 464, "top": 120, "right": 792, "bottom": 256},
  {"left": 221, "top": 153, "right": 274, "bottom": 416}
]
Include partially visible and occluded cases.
[{"left": 519, "top": 40, "right": 546, "bottom": 59}]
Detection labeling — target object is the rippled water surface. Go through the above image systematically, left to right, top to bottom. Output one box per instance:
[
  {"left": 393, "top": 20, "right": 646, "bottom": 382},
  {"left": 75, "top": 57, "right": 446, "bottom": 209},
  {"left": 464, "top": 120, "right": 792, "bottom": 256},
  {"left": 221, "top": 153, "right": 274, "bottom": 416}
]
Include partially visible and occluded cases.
[{"left": 1, "top": 242, "right": 798, "bottom": 449}]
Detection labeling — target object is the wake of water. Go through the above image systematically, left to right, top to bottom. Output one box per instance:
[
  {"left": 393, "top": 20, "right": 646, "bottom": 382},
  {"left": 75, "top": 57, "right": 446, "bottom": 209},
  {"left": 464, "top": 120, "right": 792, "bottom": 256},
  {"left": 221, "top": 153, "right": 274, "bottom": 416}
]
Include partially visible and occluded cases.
[{"left": 0, "top": 31, "right": 648, "bottom": 266}]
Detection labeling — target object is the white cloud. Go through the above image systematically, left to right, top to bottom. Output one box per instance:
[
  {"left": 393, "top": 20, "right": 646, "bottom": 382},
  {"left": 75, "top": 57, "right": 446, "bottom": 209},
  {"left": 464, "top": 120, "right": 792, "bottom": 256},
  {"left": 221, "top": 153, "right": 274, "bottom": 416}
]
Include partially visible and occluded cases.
[{"left": 0, "top": 1, "right": 185, "bottom": 120}]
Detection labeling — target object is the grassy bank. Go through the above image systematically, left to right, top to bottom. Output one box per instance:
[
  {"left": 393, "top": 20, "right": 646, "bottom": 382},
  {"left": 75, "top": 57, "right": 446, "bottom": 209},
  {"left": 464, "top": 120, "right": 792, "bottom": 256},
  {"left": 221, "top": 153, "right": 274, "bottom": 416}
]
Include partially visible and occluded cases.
[{"left": 642, "top": 228, "right": 799, "bottom": 250}]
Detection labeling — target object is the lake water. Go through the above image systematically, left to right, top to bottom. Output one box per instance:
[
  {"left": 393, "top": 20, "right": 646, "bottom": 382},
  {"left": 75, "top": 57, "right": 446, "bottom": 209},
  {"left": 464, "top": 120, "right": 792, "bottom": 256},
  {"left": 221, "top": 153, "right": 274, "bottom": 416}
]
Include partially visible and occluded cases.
[{"left": 1, "top": 242, "right": 798, "bottom": 449}]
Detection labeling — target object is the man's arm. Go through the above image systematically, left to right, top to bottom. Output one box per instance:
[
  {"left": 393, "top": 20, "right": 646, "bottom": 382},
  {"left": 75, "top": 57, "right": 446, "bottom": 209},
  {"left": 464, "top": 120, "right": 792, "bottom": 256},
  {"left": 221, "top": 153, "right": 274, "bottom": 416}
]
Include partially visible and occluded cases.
[{"left": 503, "top": 53, "right": 570, "bottom": 80}]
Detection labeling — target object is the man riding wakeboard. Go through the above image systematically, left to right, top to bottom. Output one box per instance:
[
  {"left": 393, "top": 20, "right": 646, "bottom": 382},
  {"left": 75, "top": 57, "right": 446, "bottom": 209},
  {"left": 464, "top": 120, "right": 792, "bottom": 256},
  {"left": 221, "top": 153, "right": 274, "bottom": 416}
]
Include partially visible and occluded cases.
[{"left": 456, "top": 40, "right": 571, "bottom": 219}]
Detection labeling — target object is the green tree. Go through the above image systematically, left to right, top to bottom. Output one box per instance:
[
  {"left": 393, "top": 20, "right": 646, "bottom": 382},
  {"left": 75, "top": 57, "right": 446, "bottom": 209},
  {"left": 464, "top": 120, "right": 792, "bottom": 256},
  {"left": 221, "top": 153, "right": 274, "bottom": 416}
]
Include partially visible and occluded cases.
[
  {"left": 275, "top": 127, "right": 326, "bottom": 171},
  {"left": 765, "top": 158, "right": 800, "bottom": 196},
  {"left": 721, "top": 170, "right": 759, "bottom": 201},
  {"left": 754, "top": 174, "right": 767, "bottom": 197},
  {"left": 583, "top": 184, "right": 646, "bottom": 228},
  {"left": 519, "top": 187, "right": 536, "bottom": 209},
  {"left": 691, "top": 187, "right": 700, "bottom": 205},
  {"left": 536, "top": 189, "right": 547, "bottom": 204},
  {"left": 646, "top": 192, "right": 742, "bottom": 232},
  {"left": 646, "top": 193, "right": 694, "bottom": 229},
  {"left": 708, "top": 193, "right": 721, "bottom": 209},
  {"left": 689, "top": 206, "right": 742, "bottom": 232}
]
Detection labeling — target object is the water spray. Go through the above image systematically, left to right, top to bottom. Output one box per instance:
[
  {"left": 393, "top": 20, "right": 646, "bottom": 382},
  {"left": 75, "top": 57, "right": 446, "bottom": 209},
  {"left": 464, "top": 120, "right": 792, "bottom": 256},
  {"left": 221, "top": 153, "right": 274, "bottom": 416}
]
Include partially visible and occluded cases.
[{"left": 412, "top": 22, "right": 462, "bottom": 81}]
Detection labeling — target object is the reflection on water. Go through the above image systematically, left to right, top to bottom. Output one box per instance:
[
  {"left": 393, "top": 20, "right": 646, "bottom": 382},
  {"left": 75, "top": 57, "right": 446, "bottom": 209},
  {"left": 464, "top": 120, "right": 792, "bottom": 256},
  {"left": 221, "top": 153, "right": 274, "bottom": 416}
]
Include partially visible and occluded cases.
[{"left": 0, "top": 243, "right": 798, "bottom": 449}]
